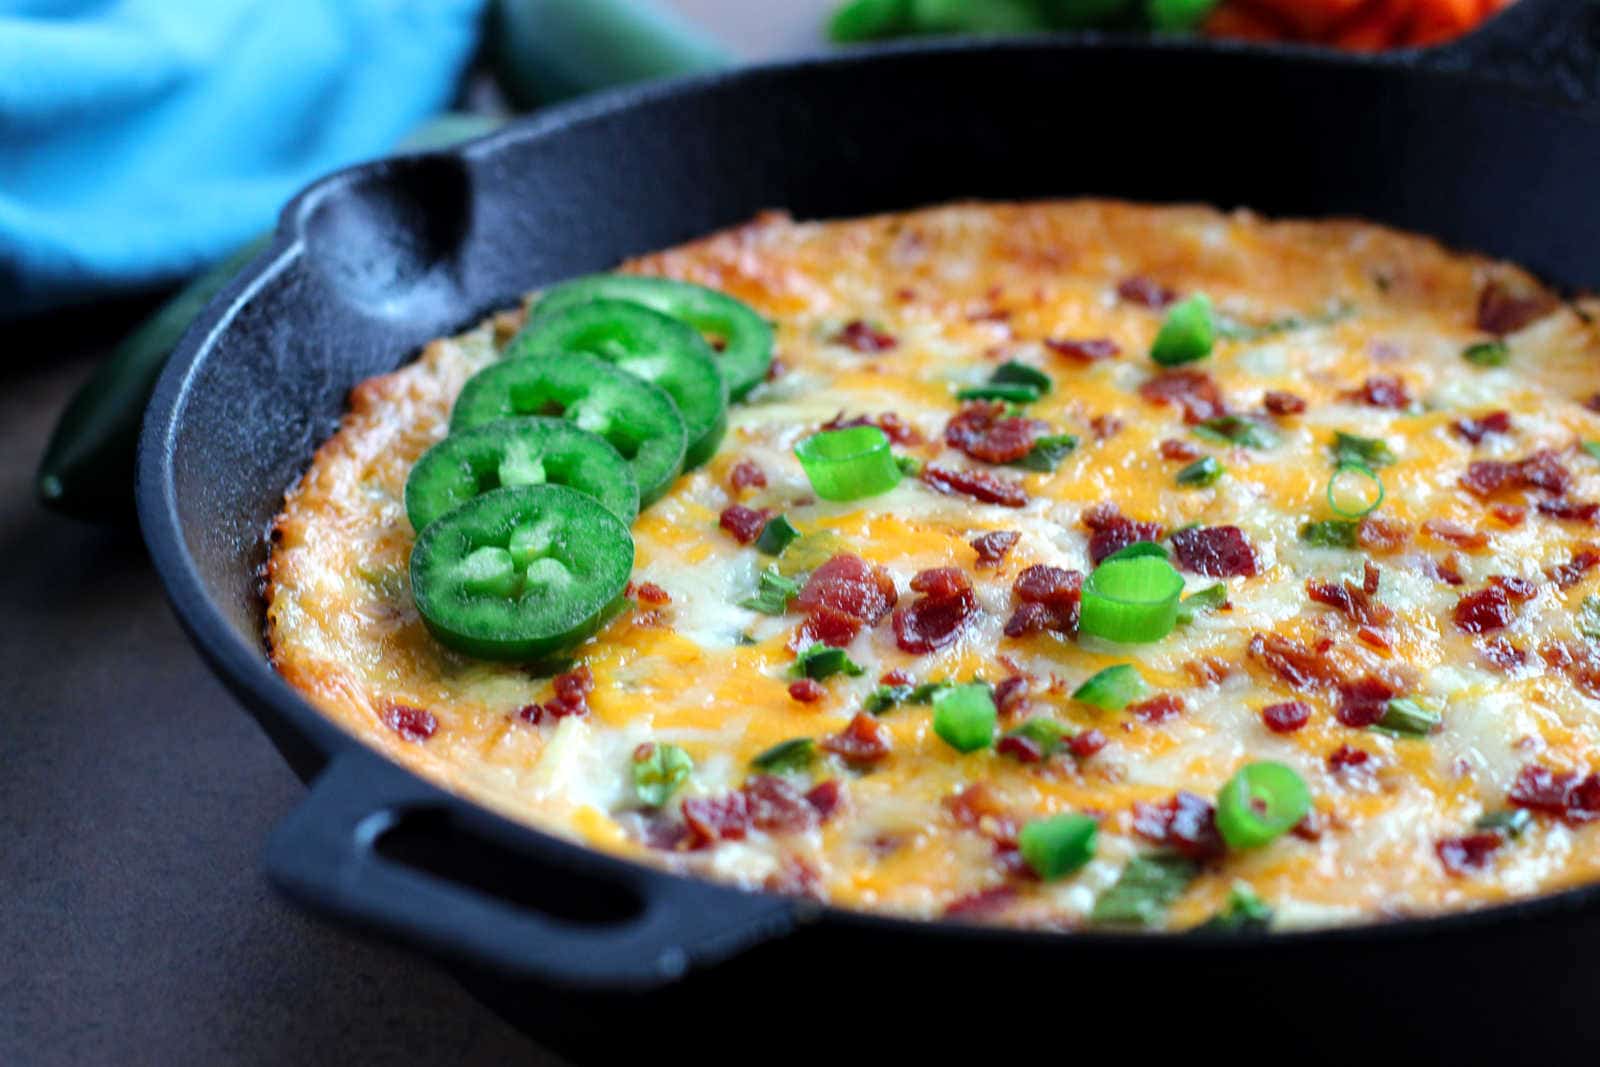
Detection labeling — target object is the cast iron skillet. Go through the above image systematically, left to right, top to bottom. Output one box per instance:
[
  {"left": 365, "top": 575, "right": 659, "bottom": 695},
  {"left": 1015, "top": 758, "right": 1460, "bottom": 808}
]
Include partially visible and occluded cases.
[{"left": 142, "top": 4, "right": 1600, "bottom": 1061}]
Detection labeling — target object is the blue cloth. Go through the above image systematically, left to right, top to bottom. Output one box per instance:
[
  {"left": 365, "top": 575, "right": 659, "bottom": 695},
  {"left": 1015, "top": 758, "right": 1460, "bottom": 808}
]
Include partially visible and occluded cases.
[{"left": 0, "top": 0, "right": 485, "bottom": 319}]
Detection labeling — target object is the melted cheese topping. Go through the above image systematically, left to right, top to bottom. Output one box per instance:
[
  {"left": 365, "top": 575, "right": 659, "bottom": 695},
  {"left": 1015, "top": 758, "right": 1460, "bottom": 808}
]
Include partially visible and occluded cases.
[{"left": 266, "top": 200, "right": 1600, "bottom": 931}]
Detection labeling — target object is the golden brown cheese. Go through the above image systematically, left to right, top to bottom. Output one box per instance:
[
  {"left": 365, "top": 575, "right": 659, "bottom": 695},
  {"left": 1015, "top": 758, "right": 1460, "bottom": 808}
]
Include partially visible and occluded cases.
[{"left": 266, "top": 200, "right": 1600, "bottom": 931}]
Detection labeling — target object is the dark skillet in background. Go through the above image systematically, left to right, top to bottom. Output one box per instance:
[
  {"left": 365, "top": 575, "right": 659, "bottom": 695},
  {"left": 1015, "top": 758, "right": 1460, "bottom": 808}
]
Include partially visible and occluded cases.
[{"left": 141, "top": 3, "right": 1600, "bottom": 1062}]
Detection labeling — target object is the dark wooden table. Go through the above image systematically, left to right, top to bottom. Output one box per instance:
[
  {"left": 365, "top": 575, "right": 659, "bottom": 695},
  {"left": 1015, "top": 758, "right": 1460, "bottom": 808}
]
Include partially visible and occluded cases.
[{"left": 1, "top": 4, "right": 825, "bottom": 1064}]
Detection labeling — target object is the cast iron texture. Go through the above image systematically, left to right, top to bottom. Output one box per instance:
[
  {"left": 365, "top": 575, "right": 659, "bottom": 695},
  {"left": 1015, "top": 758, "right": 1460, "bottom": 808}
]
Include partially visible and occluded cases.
[{"left": 141, "top": 15, "right": 1600, "bottom": 1063}]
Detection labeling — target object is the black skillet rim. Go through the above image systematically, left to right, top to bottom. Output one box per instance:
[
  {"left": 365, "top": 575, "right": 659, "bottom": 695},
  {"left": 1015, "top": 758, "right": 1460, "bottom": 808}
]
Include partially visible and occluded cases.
[{"left": 138, "top": 30, "right": 1600, "bottom": 966}]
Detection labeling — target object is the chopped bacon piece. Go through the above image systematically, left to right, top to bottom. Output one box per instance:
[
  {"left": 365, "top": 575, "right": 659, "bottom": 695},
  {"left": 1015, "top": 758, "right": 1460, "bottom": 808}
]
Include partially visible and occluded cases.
[
  {"left": 1117, "top": 275, "right": 1175, "bottom": 308},
  {"left": 1476, "top": 280, "right": 1555, "bottom": 335},
  {"left": 834, "top": 319, "right": 897, "bottom": 352},
  {"left": 1045, "top": 337, "right": 1120, "bottom": 362},
  {"left": 1138, "top": 369, "right": 1227, "bottom": 424},
  {"left": 1342, "top": 374, "right": 1410, "bottom": 409},
  {"left": 1263, "top": 390, "right": 1307, "bottom": 416},
  {"left": 1586, "top": 393, "right": 1600, "bottom": 414},
  {"left": 945, "top": 401, "right": 1047, "bottom": 464},
  {"left": 822, "top": 410, "right": 922, "bottom": 445},
  {"left": 1451, "top": 410, "right": 1512, "bottom": 444},
  {"left": 1089, "top": 414, "right": 1124, "bottom": 439},
  {"left": 1160, "top": 438, "right": 1202, "bottom": 462},
  {"left": 1461, "top": 449, "right": 1571, "bottom": 498},
  {"left": 728, "top": 459, "right": 767, "bottom": 492},
  {"left": 921, "top": 464, "right": 1028, "bottom": 508},
  {"left": 1538, "top": 499, "right": 1600, "bottom": 523},
  {"left": 719, "top": 504, "right": 771, "bottom": 544},
  {"left": 1490, "top": 504, "right": 1526, "bottom": 527},
  {"left": 1081, "top": 505, "right": 1165, "bottom": 566},
  {"left": 1357, "top": 514, "right": 1410, "bottom": 553},
  {"left": 1423, "top": 520, "right": 1489, "bottom": 550},
  {"left": 1171, "top": 525, "right": 1258, "bottom": 578},
  {"left": 970, "top": 530, "right": 1020, "bottom": 567},
  {"left": 1546, "top": 546, "right": 1600, "bottom": 589},
  {"left": 795, "top": 554, "right": 897, "bottom": 624},
  {"left": 1425, "top": 554, "right": 1467, "bottom": 586},
  {"left": 1307, "top": 563, "right": 1393, "bottom": 628},
  {"left": 1005, "top": 565, "right": 1082, "bottom": 638},
  {"left": 910, "top": 566, "right": 972, "bottom": 599},
  {"left": 893, "top": 569, "right": 979, "bottom": 654},
  {"left": 1453, "top": 581, "right": 1528, "bottom": 634},
  {"left": 633, "top": 582, "right": 671, "bottom": 605},
  {"left": 1003, "top": 602, "right": 1056, "bottom": 639},
  {"left": 791, "top": 604, "right": 864, "bottom": 651},
  {"left": 1249, "top": 632, "right": 1339, "bottom": 690},
  {"left": 1478, "top": 636, "right": 1528, "bottom": 671},
  {"left": 1537, "top": 640, "right": 1600, "bottom": 697},
  {"left": 551, "top": 665, "right": 594, "bottom": 708},
  {"left": 881, "top": 668, "right": 912, "bottom": 686},
  {"left": 993, "top": 675, "right": 1030, "bottom": 716},
  {"left": 1335, "top": 675, "right": 1397, "bottom": 728},
  {"left": 788, "top": 679, "right": 824, "bottom": 704},
  {"left": 1128, "top": 694, "right": 1184, "bottom": 724},
  {"left": 1262, "top": 700, "right": 1312, "bottom": 734},
  {"left": 383, "top": 704, "right": 437, "bottom": 742},
  {"left": 822, "top": 712, "right": 891, "bottom": 765},
  {"left": 1069, "top": 729, "right": 1108, "bottom": 758},
  {"left": 997, "top": 733, "right": 1044, "bottom": 763},
  {"left": 1328, "top": 744, "right": 1372, "bottom": 772},
  {"left": 1508, "top": 765, "right": 1600, "bottom": 824},
  {"left": 744, "top": 775, "right": 821, "bottom": 834},
  {"left": 805, "top": 779, "right": 844, "bottom": 821},
  {"left": 944, "top": 784, "right": 1018, "bottom": 846},
  {"left": 683, "top": 792, "right": 751, "bottom": 846},
  {"left": 1132, "top": 792, "right": 1224, "bottom": 861},
  {"left": 1437, "top": 832, "right": 1505, "bottom": 875},
  {"left": 763, "top": 856, "right": 823, "bottom": 898},
  {"left": 943, "top": 886, "right": 1018, "bottom": 920}
]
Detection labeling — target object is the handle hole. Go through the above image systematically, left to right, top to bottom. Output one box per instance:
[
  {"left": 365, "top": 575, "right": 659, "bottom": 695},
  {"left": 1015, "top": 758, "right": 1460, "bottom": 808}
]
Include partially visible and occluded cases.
[{"left": 374, "top": 809, "right": 645, "bottom": 926}]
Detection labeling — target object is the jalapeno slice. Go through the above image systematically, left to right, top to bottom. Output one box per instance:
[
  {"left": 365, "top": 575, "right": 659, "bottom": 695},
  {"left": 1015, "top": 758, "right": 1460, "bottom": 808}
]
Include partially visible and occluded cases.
[
  {"left": 530, "top": 274, "right": 774, "bottom": 401},
  {"left": 506, "top": 300, "right": 728, "bottom": 469},
  {"left": 451, "top": 353, "right": 686, "bottom": 507},
  {"left": 406, "top": 417, "right": 639, "bottom": 533},
  {"left": 410, "top": 484, "right": 634, "bottom": 661}
]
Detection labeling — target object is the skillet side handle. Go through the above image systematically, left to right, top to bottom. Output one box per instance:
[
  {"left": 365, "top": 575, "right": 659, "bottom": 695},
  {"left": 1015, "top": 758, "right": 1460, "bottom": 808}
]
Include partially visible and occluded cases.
[
  {"left": 1416, "top": 0, "right": 1600, "bottom": 106},
  {"left": 263, "top": 749, "right": 796, "bottom": 991}
]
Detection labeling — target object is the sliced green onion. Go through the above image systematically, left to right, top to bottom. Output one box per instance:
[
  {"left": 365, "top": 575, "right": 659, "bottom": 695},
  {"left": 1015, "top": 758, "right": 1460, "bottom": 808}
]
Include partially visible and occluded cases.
[
  {"left": 1150, "top": 293, "right": 1215, "bottom": 366},
  {"left": 1214, "top": 302, "right": 1353, "bottom": 341},
  {"left": 1463, "top": 340, "right": 1510, "bottom": 367},
  {"left": 992, "top": 361, "right": 1053, "bottom": 394},
  {"left": 956, "top": 381, "right": 1040, "bottom": 404},
  {"left": 1192, "top": 414, "right": 1276, "bottom": 449},
  {"left": 795, "top": 426, "right": 902, "bottom": 501},
  {"left": 1331, "top": 430, "right": 1395, "bottom": 469},
  {"left": 1012, "top": 433, "right": 1079, "bottom": 472},
  {"left": 1584, "top": 441, "right": 1600, "bottom": 462},
  {"left": 895, "top": 453, "right": 922, "bottom": 476},
  {"left": 1176, "top": 455, "right": 1223, "bottom": 488},
  {"left": 1327, "top": 462, "right": 1384, "bottom": 518},
  {"left": 754, "top": 514, "right": 800, "bottom": 555},
  {"left": 1300, "top": 519, "right": 1360, "bottom": 549},
  {"left": 1102, "top": 540, "right": 1168, "bottom": 563},
  {"left": 1079, "top": 556, "right": 1185, "bottom": 644},
  {"left": 739, "top": 568, "right": 799, "bottom": 615},
  {"left": 1175, "top": 583, "right": 1227, "bottom": 625},
  {"left": 1579, "top": 595, "right": 1600, "bottom": 640},
  {"left": 791, "top": 644, "right": 864, "bottom": 681},
  {"left": 1071, "top": 664, "right": 1148, "bottom": 711},
  {"left": 909, "top": 680, "right": 954, "bottom": 704},
  {"left": 865, "top": 683, "right": 914, "bottom": 714},
  {"left": 931, "top": 683, "right": 996, "bottom": 753},
  {"left": 1375, "top": 698, "right": 1440, "bottom": 737},
  {"left": 1002, "top": 717, "right": 1070, "bottom": 759},
  {"left": 751, "top": 737, "right": 815, "bottom": 773},
  {"left": 632, "top": 743, "right": 693, "bottom": 808},
  {"left": 1215, "top": 762, "right": 1312, "bottom": 850},
  {"left": 1475, "top": 808, "right": 1533, "bottom": 837},
  {"left": 1018, "top": 814, "right": 1098, "bottom": 880},
  {"left": 1091, "top": 854, "right": 1199, "bottom": 926},
  {"left": 1198, "top": 881, "right": 1273, "bottom": 932}
]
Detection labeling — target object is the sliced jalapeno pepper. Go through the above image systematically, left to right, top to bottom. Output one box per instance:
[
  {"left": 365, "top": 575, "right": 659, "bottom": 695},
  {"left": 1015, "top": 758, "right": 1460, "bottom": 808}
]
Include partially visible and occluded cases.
[
  {"left": 530, "top": 274, "right": 774, "bottom": 400},
  {"left": 506, "top": 299, "right": 728, "bottom": 469},
  {"left": 451, "top": 353, "right": 686, "bottom": 507},
  {"left": 406, "top": 417, "right": 639, "bottom": 533},
  {"left": 410, "top": 484, "right": 634, "bottom": 661}
]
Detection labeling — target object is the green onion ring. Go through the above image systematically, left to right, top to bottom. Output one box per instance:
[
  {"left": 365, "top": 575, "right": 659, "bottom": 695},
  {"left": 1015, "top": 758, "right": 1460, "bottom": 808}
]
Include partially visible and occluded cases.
[
  {"left": 794, "top": 425, "right": 903, "bottom": 501},
  {"left": 1327, "top": 462, "right": 1384, "bottom": 518},
  {"left": 1078, "top": 555, "right": 1185, "bottom": 644},
  {"left": 1215, "top": 761, "right": 1312, "bottom": 850}
]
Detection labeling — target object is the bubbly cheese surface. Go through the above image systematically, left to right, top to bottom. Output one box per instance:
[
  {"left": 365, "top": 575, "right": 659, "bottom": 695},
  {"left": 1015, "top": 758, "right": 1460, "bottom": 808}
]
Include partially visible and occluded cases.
[{"left": 266, "top": 201, "right": 1600, "bottom": 931}]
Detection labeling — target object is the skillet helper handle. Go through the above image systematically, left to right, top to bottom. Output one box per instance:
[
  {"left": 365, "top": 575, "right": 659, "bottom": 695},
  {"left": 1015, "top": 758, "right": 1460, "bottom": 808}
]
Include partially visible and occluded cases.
[
  {"left": 1416, "top": 0, "right": 1600, "bottom": 106},
  {"left": 264, "top": 749, "right": 795, "bottom": 990}
]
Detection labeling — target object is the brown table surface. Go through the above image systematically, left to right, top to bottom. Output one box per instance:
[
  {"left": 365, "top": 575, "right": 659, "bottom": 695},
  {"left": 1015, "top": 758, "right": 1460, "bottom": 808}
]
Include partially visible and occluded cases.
[{"left": 1, "top": 4, "right": 827, "bottom": 1064}]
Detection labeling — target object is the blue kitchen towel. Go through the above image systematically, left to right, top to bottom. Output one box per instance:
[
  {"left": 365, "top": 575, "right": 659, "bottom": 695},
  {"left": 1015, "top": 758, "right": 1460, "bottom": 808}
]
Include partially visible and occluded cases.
[{"left": 0, "top": 0, "right": 485, "bottom": 320}]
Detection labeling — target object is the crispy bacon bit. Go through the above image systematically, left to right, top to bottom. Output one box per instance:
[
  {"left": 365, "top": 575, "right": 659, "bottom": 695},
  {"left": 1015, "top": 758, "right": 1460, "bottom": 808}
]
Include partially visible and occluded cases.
[
  {"left": 1117, "top": 275, "right": 1175, "bottom": 308},
  {"left": 1476, "top": 279, "right": 1555, "bottom": 335},
  {"left": 834, "top": 319, "right": 897, "bottom": 352},
  {"left": 1045, "top": 337, "right": 1120, "bottom": 362},
  {"left": 1138, "top": 368, "right": 1227, "bottom": 424},
  {"left": 1343, "top": 374, "right": 1410, "bottom": 409},
  {"left": 1263, "top": 390, "right": 1307, "bottom": 416},
  {"left": 1585, "top": 393, "right": 1600, "bottom": 414},
  {"left": 945, "top": 401, "right": 1047, "bottom": 464},
  {"left": 822, "top": 410, "right": 922, "bottom": 445},
  {"left": 1452, "top": 410, "right": 1512, "bottom": 444},
  {"left": 1089, "top": 414, "right": 1124, "bottom": 439},
  {"left": 1160, "top": 438, "right": 1203, "bottom": 462},
  {"left": 1461, "top": 449, "right": 1571, "bottom": 498},
  {"left": 728, "top": 459, "right": 767, "bottom": 492},
  {"left": 921, "top": 464, "right": 1028, "bottom": 508},
  {"left": 1538, "top": 499, "right": 1600, "bottom": 523},
  {"left": 719, "top": 504, "right": 770, "bottom": 544},
  {"left": 1490, "top": 504, "right": 1526, "bottom": 527},
  {"left": 1082, "top": 505, "right": 1165, "bottom": 566},
  {"left": 1357, "top": 514, "right": 1411, "bottom": 553},
  {"left": 1424, "top": 520, "right": 1491, "bottom": 551},
  {"left": 1171, "top": 525, "right": 1258, "bottom": 578},
  {"left": 970, "top": 530, "right": 1020, "bottom": 567},
  {"left": 1546, "top": 546, "right": 1600, "bottom": 589},
  {"left": 796, "top": 554, "right": 897, "bottom": 624},
  {"left": 1426, "top": 554, "right": 1467, "bottom": 586},
  {"left": 1307, "top": 562, "right": 1393, "bottom": 628},
  {"left": 1004, "top": 565, "right": 1083, "bottom": 638},
  {"left": 911, "top": 566, "right": 973, "bottom": 600},
  {"left": 894, "top": 567, "right": 979, "bottom": 654},
  {"left": 1453, "top": 579, "right": 1531, "bottom": 634},
  {"left": 633, "top": 582, "right": 671, "bottom": 605},
  {"left": 791, "top": 604, "right": 864, "bottom": 651},
  {"left": 1249, "top": 632, "right": 1339, "bottom": 690},
  {"left": 1478, "top": 636, "right": 1528, "bottom": 671},
  {"left": 1537, "top": 640, "right": 1600, "bottom": 696},
  {"left": 1184, "top": 657, "right": 1234, "bottom": 685},
  {"left": 551, "top": 665, "right": 593, "bottom": 706},
  {"left": 881, "top": 668, "right": 912, "bottom": 686},
  {"left": 993, "top": 675, "right": 1030, "bottom": 716},
  {"left": 1335, "top": 675, "right": 1397, "bottom": 728},
  {"left": 788, "top": 678, "right": 824, "bottom": 704},
  {"left": 1129, "top": 694, "right": 1184, "bottom": 724},
  {"left": 1262, "top": 700, "right": 1312, "bottom": 734},
  {"left": 383, "top": 704, "right": 437, "bottom": 742},
  {"left": 822, "top": 712, "right": 891, "bottom": 765},
  {"left": 1069, "top": 729, "right": 1108, "bottom": 758},
  {"left": 996, "top": 734, "right": 1044, "bottom": 763},
  {"left": 1328, "top": 744, "right": 1373, "bottom": 772},
  {"left": 1508, "top": 765, "right": 1600, "bottom": 824},
  {"left": 742, "top": 775, "right": 822, "bottom": 834},
  {"left": 805, "top": 779, "right": 843, "bottom": 821},
  {"left": 683, "top": 792, "right": 751, "bottom": 846},
  {"left": 1132, "top": 792, "right": 1224, "bottom": 861},
  {"left": 1437, "top": 833, "right": 1504, "bottom": 875},
  {"left": 763, "top": 856, "right": 822, "bottom": 897},
  {"left": 943, "top": 886, "right": 1018, "bottom": 920}
]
